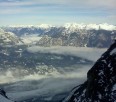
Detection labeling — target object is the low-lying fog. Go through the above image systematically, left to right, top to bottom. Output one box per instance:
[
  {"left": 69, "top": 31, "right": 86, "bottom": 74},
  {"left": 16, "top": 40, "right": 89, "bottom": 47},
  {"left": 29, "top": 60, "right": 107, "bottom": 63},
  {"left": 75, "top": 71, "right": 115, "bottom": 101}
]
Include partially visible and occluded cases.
[{"left": 0, "top": 46, "right": 107, "bottom": 102}]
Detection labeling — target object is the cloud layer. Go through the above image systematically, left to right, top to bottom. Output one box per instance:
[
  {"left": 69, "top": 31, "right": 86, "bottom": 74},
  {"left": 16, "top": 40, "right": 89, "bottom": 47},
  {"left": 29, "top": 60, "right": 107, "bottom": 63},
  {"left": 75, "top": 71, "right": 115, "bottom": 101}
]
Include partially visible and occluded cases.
[{"left": 0, "top": 0, "right": 115, "bottom": 25}]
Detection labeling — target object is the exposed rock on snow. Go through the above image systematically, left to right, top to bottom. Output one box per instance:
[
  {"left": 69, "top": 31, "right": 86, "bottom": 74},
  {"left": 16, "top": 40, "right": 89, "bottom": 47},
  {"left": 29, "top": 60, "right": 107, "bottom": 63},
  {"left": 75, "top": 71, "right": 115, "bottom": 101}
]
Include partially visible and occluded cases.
[
  {"left": 2, "top": 23, "right": 116, "bottom": 48},
  {"left": 0, "top": 29, "right": 23, "bottom": 45},
  {"left": 62, "top": 41, "right": 116, "bottom": 102},
  {"left": 0, "top": 89, "right": 14, "bottom": 102}
]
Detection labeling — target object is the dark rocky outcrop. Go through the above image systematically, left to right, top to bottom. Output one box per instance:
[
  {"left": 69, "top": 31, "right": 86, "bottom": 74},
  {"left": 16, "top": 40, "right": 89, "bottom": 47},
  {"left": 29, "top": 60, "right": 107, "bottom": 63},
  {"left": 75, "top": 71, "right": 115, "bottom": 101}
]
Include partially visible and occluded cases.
[
  {"left": 62, "top": 41, "right": 116, "bottom": 102},
  {"left": 0, "top": 88, "right": 8, "bottom": 99}
]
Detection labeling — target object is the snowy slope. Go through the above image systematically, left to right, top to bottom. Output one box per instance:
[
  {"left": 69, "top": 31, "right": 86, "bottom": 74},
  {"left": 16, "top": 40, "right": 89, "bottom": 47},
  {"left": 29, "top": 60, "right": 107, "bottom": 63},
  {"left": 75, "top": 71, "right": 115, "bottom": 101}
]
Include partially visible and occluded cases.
[
  {"left": 6, "top": 24, "right": 53, "bottom": 29},
  {"left": 37, "top": 24, "right": 54, "bottom": 29},
  {"left": 0, "top": 29, "right": 23, "bottom": 45},
  {"left": 0, "top": 89, "right": 14, "bottom": 102},
  {"left": 0, "top": 95, "right": 14, "bottom": 102}
]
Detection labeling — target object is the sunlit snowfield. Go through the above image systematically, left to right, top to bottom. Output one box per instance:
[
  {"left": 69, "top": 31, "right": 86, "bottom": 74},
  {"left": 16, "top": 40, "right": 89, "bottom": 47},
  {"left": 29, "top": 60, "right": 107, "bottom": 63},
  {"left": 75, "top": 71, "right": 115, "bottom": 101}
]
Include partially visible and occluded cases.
[{"left": 0, "top": 47, "right": 107, "bottom": 102}]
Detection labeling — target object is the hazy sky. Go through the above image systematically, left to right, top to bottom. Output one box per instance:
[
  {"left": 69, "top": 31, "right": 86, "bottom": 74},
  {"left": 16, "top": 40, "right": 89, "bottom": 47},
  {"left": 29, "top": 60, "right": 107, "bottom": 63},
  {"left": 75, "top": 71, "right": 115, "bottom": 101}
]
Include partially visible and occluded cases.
[{"left": 0, "top": 0, "right": 116, "bottom": 25}]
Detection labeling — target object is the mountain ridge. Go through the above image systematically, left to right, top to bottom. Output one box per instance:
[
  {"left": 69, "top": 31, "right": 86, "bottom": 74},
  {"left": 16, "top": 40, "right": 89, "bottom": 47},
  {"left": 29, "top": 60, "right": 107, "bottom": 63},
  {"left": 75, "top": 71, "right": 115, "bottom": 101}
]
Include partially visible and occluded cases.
[
  {"left": 0, "top": 23, "right": 116, "bottom": 48},
  {"left": 1, "top": 23, "right": 116, "bottom": 31},
  {"left": 62, "top": 41, "right": 116, "bottom": 102}
]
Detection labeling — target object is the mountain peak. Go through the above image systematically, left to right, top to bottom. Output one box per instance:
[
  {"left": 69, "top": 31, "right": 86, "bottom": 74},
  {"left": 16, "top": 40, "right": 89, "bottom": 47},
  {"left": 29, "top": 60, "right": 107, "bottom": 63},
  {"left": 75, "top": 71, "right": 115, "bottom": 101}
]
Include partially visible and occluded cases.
[
  {"left": 63, "top": 23, "right": 116, "bottom": 30},
  {"left": 37, "top": 24, "right": 53, "bottom": 29}
]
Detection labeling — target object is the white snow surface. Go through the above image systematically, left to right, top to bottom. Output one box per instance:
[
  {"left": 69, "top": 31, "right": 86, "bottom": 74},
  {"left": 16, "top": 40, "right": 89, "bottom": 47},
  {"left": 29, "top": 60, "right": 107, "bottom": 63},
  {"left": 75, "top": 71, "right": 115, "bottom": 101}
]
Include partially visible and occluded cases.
[
  {"left": 4, "top": 23, "right": 116, "bottom": 31},
  {"left": 63, "top": 23, "right": 116, "bottom": 31},
  {"left": 6, "top": 24, "right": 54, "bottom": 29},
  {"left": 37, "top": 24, "right": 53, "bottom": 29},
  {"left": 0, "top": 28, "right": 4, "bottom": 32},
  {"left": 0, "top": 29, "right": 14, "bottom": 36},
  {"left": 27, "top": 46, "right": 107, "bottom": 62},
  {"left": 110, "top": 48, "right": 116, "bottom": 55},
  {"left": 112, "top": 84, "right": 116, "bottom": 91},
  {"left": 0, "top": 95, "right": 13, "bottom": 102}
]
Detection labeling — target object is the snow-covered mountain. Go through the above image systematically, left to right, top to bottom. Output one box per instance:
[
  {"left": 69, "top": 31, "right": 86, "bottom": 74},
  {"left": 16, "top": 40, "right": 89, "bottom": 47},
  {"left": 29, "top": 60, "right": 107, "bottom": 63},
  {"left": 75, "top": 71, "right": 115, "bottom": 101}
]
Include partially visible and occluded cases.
[
  {"left": 1, "top": 23, "right": 116, "bottom": 48},
  {"left": 2, "top": 23, "right": 116, "bottom": 36},
  {"left": 64, "top": 23, "right": 116, "bottom": 31},
  {"left": 1, "top": 24, "right": 54, "bottom": 37},
  {"left": 6, "top": 24, "right": 53, "bottom": 29},
  {"left": 0, "top": 29, "right": 23, "bottom": 46},
  {"left": 62, "top": 41, "right": 116, "bottom": 102}
]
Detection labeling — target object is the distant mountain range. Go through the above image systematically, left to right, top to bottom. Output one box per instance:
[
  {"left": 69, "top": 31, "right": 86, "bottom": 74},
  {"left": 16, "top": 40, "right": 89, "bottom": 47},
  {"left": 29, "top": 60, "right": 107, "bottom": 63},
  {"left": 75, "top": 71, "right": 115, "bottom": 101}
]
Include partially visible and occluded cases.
[
  {"left": 0, "top": 23, "right": 116, "bottom": 48},
  {"left": 1, "top": 23, "right": 116, "bottom": 36}
]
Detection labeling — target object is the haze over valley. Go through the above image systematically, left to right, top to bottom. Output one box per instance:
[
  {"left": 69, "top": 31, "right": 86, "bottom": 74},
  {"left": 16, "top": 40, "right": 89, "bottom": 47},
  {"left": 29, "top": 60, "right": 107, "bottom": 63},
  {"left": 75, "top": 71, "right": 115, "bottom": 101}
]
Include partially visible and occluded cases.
[{"left": 0, "top": 0, "right": 116, "bottom": 102}]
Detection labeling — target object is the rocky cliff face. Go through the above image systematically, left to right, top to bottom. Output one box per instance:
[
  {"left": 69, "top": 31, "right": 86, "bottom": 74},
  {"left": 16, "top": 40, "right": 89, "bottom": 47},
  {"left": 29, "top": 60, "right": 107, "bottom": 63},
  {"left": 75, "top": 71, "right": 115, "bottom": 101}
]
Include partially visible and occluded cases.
[{"left": 62, "top": 41, "right": 116, "bottom": 102}]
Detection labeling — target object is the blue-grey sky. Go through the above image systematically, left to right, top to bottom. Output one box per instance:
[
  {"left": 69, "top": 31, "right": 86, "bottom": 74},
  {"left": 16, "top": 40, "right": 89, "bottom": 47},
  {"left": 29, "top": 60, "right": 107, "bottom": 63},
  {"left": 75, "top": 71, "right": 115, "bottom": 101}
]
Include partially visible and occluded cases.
[{"left": 0, "top": 0, "right": 116, "bottom": 25}]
